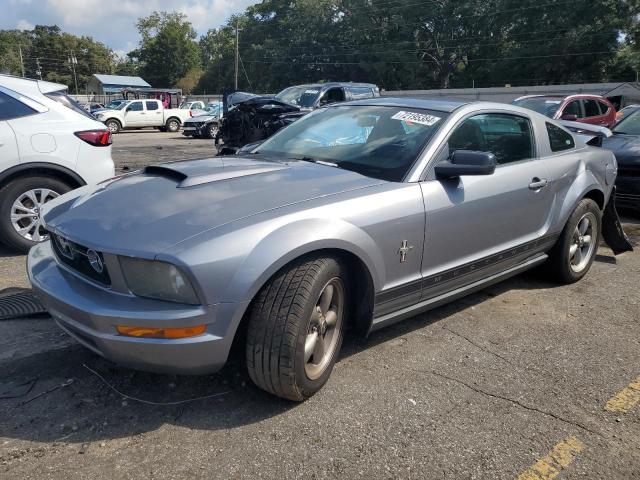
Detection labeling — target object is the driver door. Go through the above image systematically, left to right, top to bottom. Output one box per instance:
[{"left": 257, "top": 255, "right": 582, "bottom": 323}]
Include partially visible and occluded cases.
[
  {"left": 124, "top": 101, "right": 145, "bottom": 126},
  {"left": 419, "top": 112, "right": 555, "bottom": 300}
]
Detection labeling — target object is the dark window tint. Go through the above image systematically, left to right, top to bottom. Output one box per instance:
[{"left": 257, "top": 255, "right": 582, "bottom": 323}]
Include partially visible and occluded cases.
[
  {"left": 349, "top": 87, "right": 374, "bottom": 99},
  {"left": 319, "top": 88, "right": 345, "bottom": 106},
  {"left": 45, "top": 90, "right": 93, "bottom": 119},
  {"left": 0, "top": 92, "right": 37, "bottom": 120},
  {"left": 583, "top": 99, "right": 600, "bottom": 117},
  {"left": 145, "top": 101, "right": 159, "bottom": 110},
  {"left": 563, "top": 101, "right": 581, "bottom": 117},
  {"left": 598, "top": 101, "right": 610, "bottom": 115},
  {"left": 127, "top": 102, "right": 143, "bottom": 111},
  {"left": 449, "top": 113, "right": 534, "bottom": 164},
  {"left": 546, "top": 123, "right": 575, "bottom": 152}
]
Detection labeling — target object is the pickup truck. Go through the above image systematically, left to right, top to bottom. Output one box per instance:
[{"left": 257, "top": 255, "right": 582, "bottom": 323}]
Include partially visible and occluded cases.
[{"left": 94, "top": 99, "right": 192, "bottom": 134}]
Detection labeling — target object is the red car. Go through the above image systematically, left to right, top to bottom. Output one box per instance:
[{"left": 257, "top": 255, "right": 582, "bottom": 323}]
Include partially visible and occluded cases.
[{"left": 512, "top": 94, "right": 617, "bottom": 128}]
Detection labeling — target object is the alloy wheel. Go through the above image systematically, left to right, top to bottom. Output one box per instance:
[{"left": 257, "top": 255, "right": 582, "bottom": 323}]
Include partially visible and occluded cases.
[
  {"left": 10, "top": 188, "right": 59, "bottom": 242},
  {"left": 569, "top": 212, "right": 597, "bottom": 273},
  {"left": 304, "top": 277, "right": 345, "bottom": 380}
]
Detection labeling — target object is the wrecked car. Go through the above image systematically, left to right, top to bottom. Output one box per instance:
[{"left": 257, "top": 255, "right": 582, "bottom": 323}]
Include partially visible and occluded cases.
[
  {"left": 216, "top": 82, "right": 379, "bottom": 153},
  {"left": 29, "top": 98, "right": 631, "bottom": 402}
]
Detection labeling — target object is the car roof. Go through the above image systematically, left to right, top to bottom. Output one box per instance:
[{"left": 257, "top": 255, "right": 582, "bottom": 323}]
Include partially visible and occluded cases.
[
  {"left": 286, "top": 82, "right": 378, "bottom": 90},
  {"left": 515, "top": 94, "right": 607, "bottom": 102},
  {"left": 334, "top": 96, "right": 471, "bottom": 113}
]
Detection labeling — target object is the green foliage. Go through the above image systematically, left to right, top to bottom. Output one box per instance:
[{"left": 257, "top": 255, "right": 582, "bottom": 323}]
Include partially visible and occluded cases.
[
  {"left": 1, "top": 1, "right": 639, "bottom": 93},
  {"left": 134, "top": 11, "right": 202, "bottom": 87},
  {"left": 0, "top": 25, "right": 116, "bottom": 92}
]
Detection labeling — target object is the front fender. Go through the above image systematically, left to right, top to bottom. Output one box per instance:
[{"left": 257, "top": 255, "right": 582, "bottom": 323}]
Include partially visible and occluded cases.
[{"left": 228, "top": 217, "right": 384, "bottom": 306}]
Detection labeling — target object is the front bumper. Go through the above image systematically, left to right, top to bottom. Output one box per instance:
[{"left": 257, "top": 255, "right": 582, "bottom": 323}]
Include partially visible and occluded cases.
[{"left": 28, "top": 241, "right": 244, "bottom": 375}]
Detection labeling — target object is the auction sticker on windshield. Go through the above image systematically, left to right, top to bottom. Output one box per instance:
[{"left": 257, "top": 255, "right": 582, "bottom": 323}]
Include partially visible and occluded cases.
[{"left": 391, "top": 111, "right": 441, "bottom": 126}]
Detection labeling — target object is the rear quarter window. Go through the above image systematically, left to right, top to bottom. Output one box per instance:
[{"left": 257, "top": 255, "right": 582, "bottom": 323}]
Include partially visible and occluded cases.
[
  {"left": 0, "top": 91, "right": 37, "bottom": 120},
  {"left": 45, "top": 91, "right": 94, "bottom": 119},
  {"left": 546, "top": 122, "right": 575, "bottom": 152}
]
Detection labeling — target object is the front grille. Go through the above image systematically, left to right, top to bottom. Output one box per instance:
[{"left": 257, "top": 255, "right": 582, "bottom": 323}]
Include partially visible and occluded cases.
[{"left": 51, "top": 233, "right": 111, "bottom": 286}]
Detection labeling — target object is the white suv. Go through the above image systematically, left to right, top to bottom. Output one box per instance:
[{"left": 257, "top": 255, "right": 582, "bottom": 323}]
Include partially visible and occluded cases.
[{"left": 0, "top": 75, "right": 115, "bottom": 252}]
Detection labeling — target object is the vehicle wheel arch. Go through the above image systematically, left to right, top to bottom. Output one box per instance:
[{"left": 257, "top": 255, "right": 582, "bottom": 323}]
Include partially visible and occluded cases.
[
  {"left": 0, "top": 163, "right": 85, "bottom": 191},
  {"left": 583, "top": 188, "right": 605, "bottom": 210},
  {"left": 229, "top": 246, "right": 377, "bottom": 359}
]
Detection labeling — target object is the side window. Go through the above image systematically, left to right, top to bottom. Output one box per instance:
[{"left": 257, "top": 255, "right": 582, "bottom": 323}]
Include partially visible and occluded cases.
[
  {"left": 349, "top": 87, "right": 374, "bottom": 100},
  {"left": 320, "top": 88, "right": 345, "bottom": 106},
  {"left": 0, "top": 92, "right": 37, "bottom": 120},
  {"left": 583, "top": 100, "right": 600, "bottom": 118},
  {"left": 145, "top": 101, "right": 159, "bottom": 111},
  {"left": 563, "top": 101, "right": 581, "bottom": 117},
  {"left": 598, "top": 101, "right": 610, "bottom": 115},
  {"left": 128, "top": 102, "right": 143, "bottom": 112},
  {"left": 448, "top": 113, "right": 534, "bottom": 165},
  {"left": 546, "top": 122, "right": 575, "bottom": 152}
]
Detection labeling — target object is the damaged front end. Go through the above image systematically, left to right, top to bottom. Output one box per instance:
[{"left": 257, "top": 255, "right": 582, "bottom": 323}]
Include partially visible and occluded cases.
[{"left": 215, "top": 95, "right": 305, "bottom": 154}]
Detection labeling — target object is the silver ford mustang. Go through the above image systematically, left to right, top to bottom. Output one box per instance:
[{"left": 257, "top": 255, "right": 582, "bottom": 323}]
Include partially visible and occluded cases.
[{"left": 28, "top": 98, "right": 627, "bottom": 401}]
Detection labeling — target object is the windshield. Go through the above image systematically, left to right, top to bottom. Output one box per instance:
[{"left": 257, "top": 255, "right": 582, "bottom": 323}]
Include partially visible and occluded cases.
[
  {"left": 275, "top": 86, "right": 321, "bottom": 108},
  {"left": 45, "top": 90, "right": 94, "bottom": 119},
  {"left": 513, "top": 97, "right": 563, "bottom": 118},
  {"left": 106, "top": 100, "right": 125, "bottom": 109},
  {"left": 255, "top": 105, "right": 448, "bottom": 182},
  {"left": 613, "top": 110, "right": 640, "bottom": 135}
]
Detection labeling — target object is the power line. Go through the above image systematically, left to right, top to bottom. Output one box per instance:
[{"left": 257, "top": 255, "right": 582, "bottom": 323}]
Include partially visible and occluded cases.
[{"left": 241, "top": 50, "right": 614, "bottom": 65}]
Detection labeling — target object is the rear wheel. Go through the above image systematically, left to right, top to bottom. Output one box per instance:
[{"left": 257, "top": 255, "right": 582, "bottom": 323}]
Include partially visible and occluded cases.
[
  {"left": 166, "top": 118, "right": 180, "bottom": 132},
  {"left": 0, "top": 176, "right": 72, "bottom": 252},
  {"left": 547, "top": 198, "right": 601, "bottom": 283},
  {"left": 246, "top": 256, "right": 347, "bottom": 401}
]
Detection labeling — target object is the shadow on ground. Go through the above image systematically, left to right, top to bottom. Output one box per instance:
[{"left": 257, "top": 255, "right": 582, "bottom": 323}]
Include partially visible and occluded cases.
[{"left": 0, "top": 264, "right": 575, "bottom": 447}]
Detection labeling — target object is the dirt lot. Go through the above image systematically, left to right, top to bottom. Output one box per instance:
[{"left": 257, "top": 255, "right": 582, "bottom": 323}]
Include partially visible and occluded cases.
[{"left": 1, "top": 130, "right": 640, "bottom": 479}]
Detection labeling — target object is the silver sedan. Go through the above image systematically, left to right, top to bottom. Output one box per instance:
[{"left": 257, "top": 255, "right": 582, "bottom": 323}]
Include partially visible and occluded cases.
[{"left": 28, "top": 98, "right": 627, "bottom": 400}]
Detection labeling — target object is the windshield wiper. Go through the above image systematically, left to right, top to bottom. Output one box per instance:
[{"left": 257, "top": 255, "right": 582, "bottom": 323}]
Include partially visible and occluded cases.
[{"left": 295, "top": 156, "right": 338, "bottom": 167}]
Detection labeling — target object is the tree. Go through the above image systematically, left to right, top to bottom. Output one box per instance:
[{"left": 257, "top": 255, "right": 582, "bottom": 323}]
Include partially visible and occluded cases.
[{"left": 135, "top": 11, "right": 201, "bottom": 87}]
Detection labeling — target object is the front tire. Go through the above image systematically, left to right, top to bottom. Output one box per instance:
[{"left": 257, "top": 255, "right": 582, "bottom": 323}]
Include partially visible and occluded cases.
[
  {"left": 105, "top": 119, "right": 121, "bottom": 134},
  {"left": 206, "top": 123, "right": 218, "bottom": 139},
  {"left": 0, "top": 176, "right": 72, "bottom": 252},
  {"left": 547, "top": 198, "right": 601, "bottom": 284},
  {"left": 246, "top": 256, "right": 347, "bottom": 401}
]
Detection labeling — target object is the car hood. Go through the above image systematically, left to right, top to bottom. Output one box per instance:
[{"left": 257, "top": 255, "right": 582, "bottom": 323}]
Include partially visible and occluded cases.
[
  {"left": 185, "top": 114, "right": 217, "bottom": 123},
  {"left": 603, "top": 134, "right": 640, "bottom": 165},
  {"left": 44, "top": 156, "right": 382, "bottom": 256}
]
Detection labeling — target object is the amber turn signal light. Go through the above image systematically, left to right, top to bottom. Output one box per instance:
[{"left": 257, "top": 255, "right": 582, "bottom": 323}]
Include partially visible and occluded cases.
[{"left": 116, "top": 325, "right": 206, "bottom": 339}]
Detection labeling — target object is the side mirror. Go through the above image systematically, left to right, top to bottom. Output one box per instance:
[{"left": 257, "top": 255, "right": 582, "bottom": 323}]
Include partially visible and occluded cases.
[
  {"left": 561, "top": 114, "right": 578, "bottom": 121},
  {"left": 434, "top": 150, "right": 496, "bottom": 178}
]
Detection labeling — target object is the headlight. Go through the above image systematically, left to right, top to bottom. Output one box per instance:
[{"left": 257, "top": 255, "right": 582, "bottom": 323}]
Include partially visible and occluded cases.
[{"left": 119, "top": 257, "right": 200, "bottom": 305}]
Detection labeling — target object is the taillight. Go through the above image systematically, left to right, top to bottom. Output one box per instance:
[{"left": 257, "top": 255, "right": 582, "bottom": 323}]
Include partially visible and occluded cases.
[
  {"left": 189, "top": 110, "right": 193, "bottom": 117},
  {"left": 74, "top": 130, "right": 112, "bottom": 147}
]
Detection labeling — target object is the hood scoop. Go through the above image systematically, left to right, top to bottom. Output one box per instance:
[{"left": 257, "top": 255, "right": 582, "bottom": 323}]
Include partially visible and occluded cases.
[{"left": 143, "top": 163, "right": 288, "bottom": 188}]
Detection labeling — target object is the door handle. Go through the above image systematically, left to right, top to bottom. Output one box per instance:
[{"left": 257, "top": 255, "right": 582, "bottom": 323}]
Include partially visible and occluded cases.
[{"left": 529, "top": 178, "right": 548, "bottom": 190}]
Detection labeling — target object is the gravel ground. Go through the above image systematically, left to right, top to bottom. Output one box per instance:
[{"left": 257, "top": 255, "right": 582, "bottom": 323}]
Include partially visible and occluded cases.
[{"left": 1, "top": 130, "right": 639, "bottom": 479}]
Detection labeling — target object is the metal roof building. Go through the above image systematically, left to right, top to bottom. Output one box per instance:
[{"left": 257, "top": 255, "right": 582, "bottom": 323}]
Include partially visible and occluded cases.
[
  {"left": 86, "top": 74, "right": 151, "bottom": 94},
  {"left": 384, "top": 82, "right": 640, "bottom": 109}
]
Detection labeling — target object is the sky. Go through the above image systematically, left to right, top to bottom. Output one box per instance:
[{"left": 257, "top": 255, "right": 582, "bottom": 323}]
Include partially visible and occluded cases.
[{"left": 1, "top": 0, "right": 257, "bottom": 56}]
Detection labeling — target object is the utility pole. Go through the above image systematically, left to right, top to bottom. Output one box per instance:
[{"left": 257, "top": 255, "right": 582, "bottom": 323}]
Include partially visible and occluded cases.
[
  {"left": 235, "top": 21, "right": 240, "bottom": 91},
  {"left": 18, "top": 45, "right": 25, "bottom": 77},
  {"left": 68, "top": 50, "right": 79, "bottom": 94},
  {"left": 35, "top": 58, "right": 42, "bottom": 80}
]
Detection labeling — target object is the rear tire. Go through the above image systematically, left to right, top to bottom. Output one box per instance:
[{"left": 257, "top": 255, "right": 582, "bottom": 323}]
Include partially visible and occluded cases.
[
  {"left": 166, "top": 118, "right": 180, "bottom": 132},
  {"left": 0, "top": 176, "right": 72, "bottom": 252},
  {"left": 546, "top": 198, "right": 601, "bottom": 284},
  {"left": 246, "top": 256, "right": 347, "bottom": 401}
]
